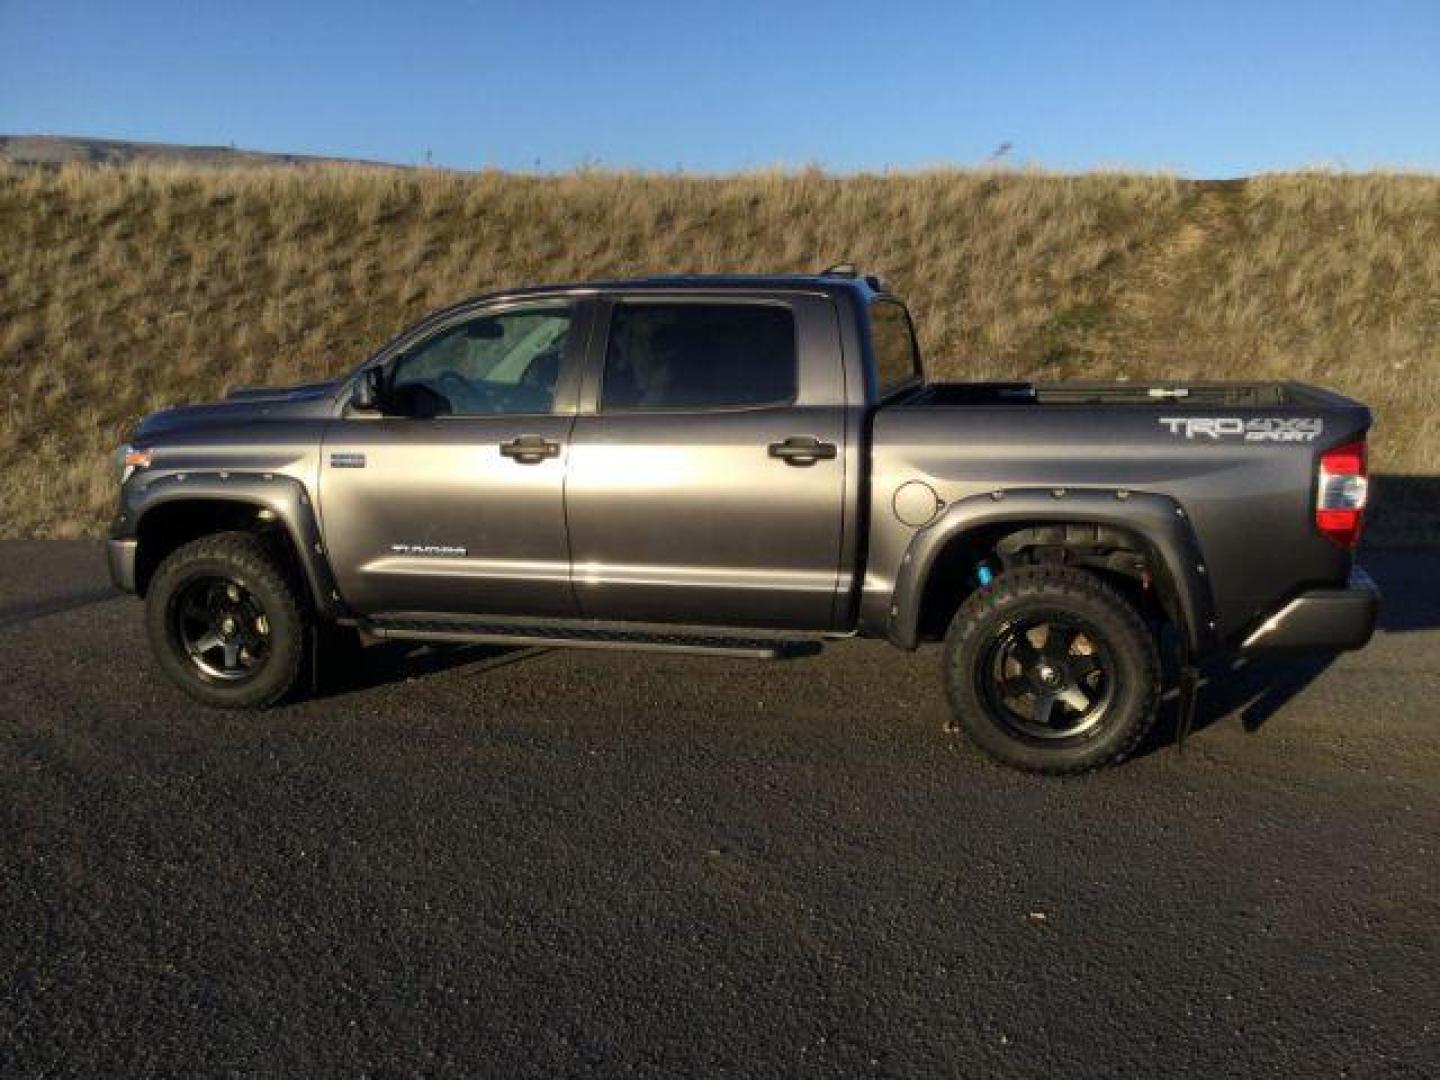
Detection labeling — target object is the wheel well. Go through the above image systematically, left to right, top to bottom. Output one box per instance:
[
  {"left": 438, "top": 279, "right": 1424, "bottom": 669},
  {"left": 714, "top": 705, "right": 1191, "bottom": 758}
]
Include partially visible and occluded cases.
[
  {"left": 134, "top": 499, "right": 307, "bottom": 599},
  {"left": 914, "top": 520, "right": 1167, "bottom": 641}
]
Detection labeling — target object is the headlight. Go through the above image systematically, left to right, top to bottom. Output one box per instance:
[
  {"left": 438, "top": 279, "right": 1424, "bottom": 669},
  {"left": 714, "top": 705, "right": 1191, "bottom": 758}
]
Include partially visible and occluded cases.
[{"left": 113, "top": 444, "right": 152, "bottom": 484}]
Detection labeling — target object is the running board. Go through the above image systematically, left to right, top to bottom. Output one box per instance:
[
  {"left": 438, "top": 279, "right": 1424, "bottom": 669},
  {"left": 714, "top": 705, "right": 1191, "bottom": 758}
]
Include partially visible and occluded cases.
[{"left": 364, "top": 616, "right": 825, "bottom": 660}]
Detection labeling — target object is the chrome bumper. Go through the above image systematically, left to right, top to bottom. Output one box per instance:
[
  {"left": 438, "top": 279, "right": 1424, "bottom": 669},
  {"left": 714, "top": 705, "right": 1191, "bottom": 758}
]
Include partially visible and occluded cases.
[{"left": 1239, "top": 566, "right": 1379, "bottom": 653}]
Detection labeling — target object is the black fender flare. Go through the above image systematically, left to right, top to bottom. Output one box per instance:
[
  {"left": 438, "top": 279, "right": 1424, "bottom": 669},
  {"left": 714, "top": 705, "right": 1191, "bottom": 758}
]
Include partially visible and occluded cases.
[
  {"left": 118, "top": 470, "right": 344, "bottom": 619},
  {"left": 886, "top": 488, "right": 1216, "bottom": 654}
]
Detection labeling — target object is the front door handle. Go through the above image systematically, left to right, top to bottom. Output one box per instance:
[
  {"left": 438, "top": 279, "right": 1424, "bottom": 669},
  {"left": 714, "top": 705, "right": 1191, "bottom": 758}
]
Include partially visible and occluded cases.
[
  {"left": 499, "top": 435, "right": 561, "bottom": 464},
  {"left": 768, "top": 436, "right": 837, "bottom": 466}
]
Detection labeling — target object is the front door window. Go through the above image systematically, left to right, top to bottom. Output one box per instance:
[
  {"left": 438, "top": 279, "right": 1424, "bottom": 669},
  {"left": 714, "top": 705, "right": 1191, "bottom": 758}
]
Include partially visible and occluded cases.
[{"left": 389, "top": 306, "right": 573, "bottom": 417}]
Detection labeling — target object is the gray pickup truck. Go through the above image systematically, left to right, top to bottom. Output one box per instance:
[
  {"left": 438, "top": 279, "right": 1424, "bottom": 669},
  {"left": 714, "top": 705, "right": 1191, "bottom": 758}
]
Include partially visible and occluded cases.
[{"left": 108, "top": 269, "right": 1378, "bottom": 772}]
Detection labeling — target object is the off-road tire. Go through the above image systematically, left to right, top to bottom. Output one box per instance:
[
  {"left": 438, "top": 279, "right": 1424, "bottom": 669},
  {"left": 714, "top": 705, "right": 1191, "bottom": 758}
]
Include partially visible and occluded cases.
[
  {"left": 145, "top": 531, "right": 308, "bottom": 709},
  {"left": 943, "top": 565, "right": 1161, "bottom": 774}
]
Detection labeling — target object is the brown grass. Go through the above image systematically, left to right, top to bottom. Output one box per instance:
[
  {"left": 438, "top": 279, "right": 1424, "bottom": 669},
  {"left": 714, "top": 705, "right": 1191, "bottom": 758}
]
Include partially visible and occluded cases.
[{"left": 1, "top": 163, "right": 1437, "bottom": 540}]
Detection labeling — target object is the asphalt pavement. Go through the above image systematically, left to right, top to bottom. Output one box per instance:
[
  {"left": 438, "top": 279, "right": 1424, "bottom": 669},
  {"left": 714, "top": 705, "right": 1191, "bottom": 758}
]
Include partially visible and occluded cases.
[{"left": 1, "top": 542, "right": 1437, "bottom": 1077}]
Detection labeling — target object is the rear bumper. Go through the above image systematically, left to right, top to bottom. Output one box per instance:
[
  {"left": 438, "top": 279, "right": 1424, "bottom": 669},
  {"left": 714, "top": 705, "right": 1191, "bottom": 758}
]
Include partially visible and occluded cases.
[
  {"left": 107, "top": 537, "right": 138, "bottom": 594},
  {"left": 1239, "top": 566, "right": 1379, "bottom": 653}
]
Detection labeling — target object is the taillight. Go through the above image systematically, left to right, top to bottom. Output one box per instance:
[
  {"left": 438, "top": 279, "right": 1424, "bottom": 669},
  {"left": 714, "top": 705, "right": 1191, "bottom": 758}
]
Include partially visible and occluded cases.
[{"left": 1316, "top": 440, "right": 1368, "bottom": 549}]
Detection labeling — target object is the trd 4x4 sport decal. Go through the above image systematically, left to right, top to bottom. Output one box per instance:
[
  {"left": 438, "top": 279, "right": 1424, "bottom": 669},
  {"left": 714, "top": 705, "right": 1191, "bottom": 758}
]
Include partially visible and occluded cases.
[{"left": 1159, "top": 417, "right": 1323, "bottom": 443}]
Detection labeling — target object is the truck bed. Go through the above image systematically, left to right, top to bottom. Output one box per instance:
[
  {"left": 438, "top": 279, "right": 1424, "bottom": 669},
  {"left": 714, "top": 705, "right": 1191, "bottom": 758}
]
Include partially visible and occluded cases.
[
  {"left": 866, "top": 378, "right": 1371, "bottom": 647},
  {"left": 901, "top": 380, "right": 1352, "bottom": 410}
]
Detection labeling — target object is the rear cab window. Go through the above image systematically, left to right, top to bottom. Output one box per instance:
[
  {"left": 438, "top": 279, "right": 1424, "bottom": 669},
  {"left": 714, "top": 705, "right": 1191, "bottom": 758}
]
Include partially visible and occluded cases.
[
  {"left": 868, "top": 298, "right": 922, "bottom": 398},
  {"left": 600, "top": 302, "right": 797, "bottom": 411}
]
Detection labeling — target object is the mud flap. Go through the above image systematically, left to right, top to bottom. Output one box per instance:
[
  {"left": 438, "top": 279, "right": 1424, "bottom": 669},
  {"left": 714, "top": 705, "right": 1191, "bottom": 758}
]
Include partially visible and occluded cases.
[
  {"left": 309, "top": 621, "right": 321, "bottom": 698},
  {"left": 1176, "top": 651, "right": 1200, "bottom": 753}
]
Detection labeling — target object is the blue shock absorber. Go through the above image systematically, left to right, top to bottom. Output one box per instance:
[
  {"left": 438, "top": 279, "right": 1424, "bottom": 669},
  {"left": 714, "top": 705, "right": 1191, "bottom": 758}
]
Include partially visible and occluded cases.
[{"left": 976, "top": 563, "right": 995, "bottom": 587}]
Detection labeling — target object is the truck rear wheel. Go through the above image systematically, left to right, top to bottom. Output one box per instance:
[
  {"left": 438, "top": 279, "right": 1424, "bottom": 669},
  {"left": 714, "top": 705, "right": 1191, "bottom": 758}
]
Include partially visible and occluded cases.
[
  {"left": 145, "top": 531, "right": 308, "bottom": 709},
  {"left": 942, "top": 565, "right": 1160, "bottom": 774}
]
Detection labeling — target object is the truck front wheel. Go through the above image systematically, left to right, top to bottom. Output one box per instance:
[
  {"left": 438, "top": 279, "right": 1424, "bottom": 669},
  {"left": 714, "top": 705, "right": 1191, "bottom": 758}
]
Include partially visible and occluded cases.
[
  {"left": 145, "top": 531, "right": 308, "bottom": 709},
  {"left": 942, "top": 565, "right": 1161, "bottom": 774}
]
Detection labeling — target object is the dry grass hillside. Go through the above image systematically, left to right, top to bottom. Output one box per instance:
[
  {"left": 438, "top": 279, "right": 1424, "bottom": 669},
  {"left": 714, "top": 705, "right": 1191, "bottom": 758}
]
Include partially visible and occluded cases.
[
  {"left": 0, "top": 134, "right": 390, "bottom": 170},
  {"left": 1, "top": 163, "right": 1437, "bottom": 541}
]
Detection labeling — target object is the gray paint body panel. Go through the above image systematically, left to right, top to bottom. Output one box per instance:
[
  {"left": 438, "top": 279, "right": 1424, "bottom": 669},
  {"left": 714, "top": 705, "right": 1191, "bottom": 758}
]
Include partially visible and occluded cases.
[
  {"left": 566, "top": 292, "right": 850, "bottom": 630},
  {"left": 862, "top": 402, "right": 1365, "bottom": 645},
  {"left": 317, "top": 413, "right": 578, "bottom": 616}
]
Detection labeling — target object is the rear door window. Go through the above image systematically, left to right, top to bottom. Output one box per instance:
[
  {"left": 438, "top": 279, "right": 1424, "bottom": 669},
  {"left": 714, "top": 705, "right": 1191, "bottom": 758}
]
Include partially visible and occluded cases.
[{"left": 600, "top": 303, "right": 797, "bottom": 411}]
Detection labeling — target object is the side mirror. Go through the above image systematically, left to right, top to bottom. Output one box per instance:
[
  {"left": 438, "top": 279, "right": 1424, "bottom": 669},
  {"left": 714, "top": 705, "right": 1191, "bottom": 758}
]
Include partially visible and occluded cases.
[{"left": 352, "top": 367, "right": 385, "bottom": 412}]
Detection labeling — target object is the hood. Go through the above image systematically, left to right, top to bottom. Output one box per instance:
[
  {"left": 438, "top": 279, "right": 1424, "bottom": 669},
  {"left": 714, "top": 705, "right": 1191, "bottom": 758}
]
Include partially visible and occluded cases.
[
  {"left": 223, "top": 379, "right": 340, "bottom": 404},
  {"left": 134, "top": 380, "right": 342, "bottom": 438}
]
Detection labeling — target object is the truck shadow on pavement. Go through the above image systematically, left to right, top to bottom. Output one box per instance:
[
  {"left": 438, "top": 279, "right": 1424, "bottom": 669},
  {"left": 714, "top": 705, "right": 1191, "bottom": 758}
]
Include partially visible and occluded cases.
[
  {"left": 1365, "top": 474, "right": 1439, "bottom": 555},
  {"left": 1359, "top": 539, "right": 1440, "bottom": 635},
  {"left": 1142, "top": 542, "right": 1435, "bottom": 753},
  {"left": 0, "top": 587, "right": 123, "bottom": 632},
  {"left": 314, "top": 640, "right": 550, "bottom": 699},
  {"left": 1142, "top": 653, "right": 1338, "bottom": 756}
]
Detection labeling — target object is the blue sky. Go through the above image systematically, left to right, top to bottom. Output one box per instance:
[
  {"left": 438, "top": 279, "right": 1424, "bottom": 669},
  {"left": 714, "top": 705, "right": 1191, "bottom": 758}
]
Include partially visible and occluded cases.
[{"left": 1, "top": 0, "right": 1437, "bottom": 176}]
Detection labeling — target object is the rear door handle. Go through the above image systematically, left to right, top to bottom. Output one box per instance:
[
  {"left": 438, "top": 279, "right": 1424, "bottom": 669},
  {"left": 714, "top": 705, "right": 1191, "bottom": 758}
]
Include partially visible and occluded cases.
[
  {"left": 499, "top": 435, "right": 561, "bottom": 464},
  {"left": 768, "top": 436, "right": 837, "bottom": 466}
]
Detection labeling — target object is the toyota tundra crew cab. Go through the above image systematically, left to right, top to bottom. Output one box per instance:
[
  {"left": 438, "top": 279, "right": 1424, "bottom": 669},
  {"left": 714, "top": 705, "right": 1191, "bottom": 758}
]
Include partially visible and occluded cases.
[{"left": 107, "top": 269, "right": 1379, "bottom": 773}]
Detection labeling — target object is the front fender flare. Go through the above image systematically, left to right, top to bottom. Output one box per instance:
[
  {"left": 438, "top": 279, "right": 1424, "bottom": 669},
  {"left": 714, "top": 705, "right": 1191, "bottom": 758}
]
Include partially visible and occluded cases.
[
  {"left": 118, "top": 470, "right": 344, "bottom": 619},
  {"left": 886, "top": 488, "right": 1216, "bottom": 655}
]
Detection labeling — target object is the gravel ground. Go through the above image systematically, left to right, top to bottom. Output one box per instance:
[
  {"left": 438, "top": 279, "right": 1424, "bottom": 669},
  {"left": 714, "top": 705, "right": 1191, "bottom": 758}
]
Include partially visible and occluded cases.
[{"left": 1, "top": 542, "right": 1436, "bottom": 1077}]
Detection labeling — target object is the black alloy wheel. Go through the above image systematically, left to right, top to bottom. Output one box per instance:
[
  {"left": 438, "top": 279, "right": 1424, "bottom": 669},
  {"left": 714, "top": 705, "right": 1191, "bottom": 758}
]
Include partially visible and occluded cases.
[
  {"left": 943, "top": 565, "right": 1161, "bottom": 774},
  {"left": 172, "top": 575, "right": 273, "bottom": 681},
  {"left": 978, "top": 615, "right": 1116, "bottom": 741}
]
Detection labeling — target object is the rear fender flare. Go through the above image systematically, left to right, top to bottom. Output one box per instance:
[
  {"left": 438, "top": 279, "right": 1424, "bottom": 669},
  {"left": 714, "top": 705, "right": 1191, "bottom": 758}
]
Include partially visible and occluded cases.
[{"left": 887, "top": 488, "right": 1215, "bottom": 654}]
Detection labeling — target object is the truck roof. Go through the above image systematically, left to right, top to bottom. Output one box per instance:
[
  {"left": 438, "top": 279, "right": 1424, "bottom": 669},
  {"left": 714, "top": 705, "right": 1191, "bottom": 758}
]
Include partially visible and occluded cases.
[
  {"left": 466, "top": 270, "right": 886, "bottom": 307},
  {"left": 367, "top": 271, "right": 893, "bottom": 369},
  {"left": 587, "top": 271, "right": 882, "bottom": 291}
]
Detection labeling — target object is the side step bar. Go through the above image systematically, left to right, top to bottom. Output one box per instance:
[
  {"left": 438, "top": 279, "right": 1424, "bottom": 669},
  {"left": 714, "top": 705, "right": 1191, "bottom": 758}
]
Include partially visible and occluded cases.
[{"left": 364, "top": 616, "right": 825, "bottom": 660}]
